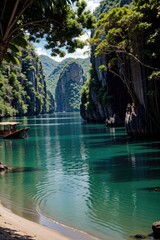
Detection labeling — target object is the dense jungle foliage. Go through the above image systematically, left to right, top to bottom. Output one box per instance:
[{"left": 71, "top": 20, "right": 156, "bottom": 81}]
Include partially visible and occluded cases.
[
  {"left": 0, "top": 0, "right": 94, "bottom": 65},
  {"left": 1, "top": 0, "right": 160, "bottom": 138},
  {"left": 81, "top": 0, "right": 160, "bottom": 137},
  {"left": 81, "top": 0, "right": 129, "bottom": 118},
  {"left": 0, "top": 45, "right": 54, "bottom": 117},
  {"left": 40, "top": 55, "right": 59, "bottom": 77},
  {"left": 39, "top": 56, "right": 90, "bottom": 112},
  {"left": 45, "top": 57, "right": 90, "bottom": 98},
  {"left": 55, "top": 61, "right": 84, "bottom": 112}
]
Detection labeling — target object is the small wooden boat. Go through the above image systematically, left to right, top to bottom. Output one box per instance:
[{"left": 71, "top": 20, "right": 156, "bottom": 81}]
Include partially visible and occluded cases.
[{"left": 0, "top": 122, "right": 29, "bottom": 139}]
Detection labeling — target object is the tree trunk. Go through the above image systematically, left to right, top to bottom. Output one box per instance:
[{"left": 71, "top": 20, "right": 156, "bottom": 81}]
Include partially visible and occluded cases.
[{"left": 0, "top": 40, "right": 8, "bottom": 65}]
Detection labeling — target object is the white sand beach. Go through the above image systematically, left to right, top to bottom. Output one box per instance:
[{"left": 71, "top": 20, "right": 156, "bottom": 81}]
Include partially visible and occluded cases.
[
  {"left": 0, "top": 203, "right": 76, "bottom": 240},
  {"left": 0, "top": 203, "right": 99, "bottom": 240}
]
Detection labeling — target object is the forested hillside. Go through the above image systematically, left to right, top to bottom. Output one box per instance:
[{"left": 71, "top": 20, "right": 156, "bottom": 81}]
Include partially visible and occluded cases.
[
  {"left": 0, "top": 0, "right": 94, "bottom": 118},
  {"left": 1, "top": 0, "right": 159, "bottom": 139},
  {"left": 80, "top": 0, "right": 160, "bottom": 138},
  {"left": 81, "top": 0, "right": 132, "bottom": 124},
  {"left": 0, "top": 45, "right": 54, "bottom": 117},
  {"left": 0, "top": 48, "right": 89, "bottom": 117},
  {"left": 40, "top": 55, "right": 59, "bottom": 77},
  {"left": 40, "top": 56, "right": 90, "bottom": 112},
  {"left": 42, "top": 56, "right": 90, "bottom": 98},
  {"left": 55, "top": 61, "right": 84, "bottom": 112}
]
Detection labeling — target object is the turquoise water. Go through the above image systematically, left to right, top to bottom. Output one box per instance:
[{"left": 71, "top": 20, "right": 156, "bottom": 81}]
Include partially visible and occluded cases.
[{"left": 0, "top": 112, "right": 160, "bottom": 240}]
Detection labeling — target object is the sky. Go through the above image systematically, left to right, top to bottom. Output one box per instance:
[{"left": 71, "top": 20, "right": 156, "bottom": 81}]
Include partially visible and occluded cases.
[{"left": 34, "top": 0, "right": 101, "bottom": 62}]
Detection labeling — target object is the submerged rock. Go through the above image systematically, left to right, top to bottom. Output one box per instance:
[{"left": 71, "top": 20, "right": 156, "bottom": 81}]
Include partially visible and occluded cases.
[
  {"left": 0, "top": 162, "right": 8, "bottom": 172},
  {"left": 0, "top": 163, "right": 40, "bottom": 175},
  {"left": 140, "top": 187, "right": 160, "bottom": 192},
  {"left": 131, "top": 221, "right": 160, "bottom": 240},
  {"left": 152, "top": 221, "right": 160, "bottom": 238},
  {"left": 131, "top": 234, "right": 147, "bottom": 239}
]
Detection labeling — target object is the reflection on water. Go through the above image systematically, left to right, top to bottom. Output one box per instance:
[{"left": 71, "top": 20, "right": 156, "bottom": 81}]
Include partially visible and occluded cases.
[{"left": 0, "top": 112, "right": 160, "bottom": 240}]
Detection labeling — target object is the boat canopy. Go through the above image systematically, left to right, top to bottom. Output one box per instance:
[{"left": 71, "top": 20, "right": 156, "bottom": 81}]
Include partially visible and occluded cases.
[{"left": 0, "top": 122, "right": 21, "bottom": 126}]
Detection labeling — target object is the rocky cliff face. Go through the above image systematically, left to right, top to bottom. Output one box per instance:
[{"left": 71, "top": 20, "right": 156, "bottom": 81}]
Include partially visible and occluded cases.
[
  {"left": 80, "top": 0, "right": 132, "bottom": 125},
  {"left": 81, "top": 0, "right": 160, "bottom": 138},
  {"left": 123, "top": 2, "right": 160, "bottom": 138},
  {"left": 0, "top": 45, "right": 54, "bottom": 117},
  {"left": 20, "top": 47, "right": 55, "bottom": 115},
  {"left": 80, "top": 50, "right": 131, "bottom": 124},
  {"left": 125, "top": 52, "right": 160, "bottom": 138},
  {"left": 42, "top": 56, "right": 90, "bottom": 100},
  {"left": 55, "top": 61, "right": 84, "bottom": 112}
]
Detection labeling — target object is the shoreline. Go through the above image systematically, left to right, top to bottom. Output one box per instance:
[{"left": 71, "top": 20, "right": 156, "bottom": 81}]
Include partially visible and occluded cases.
[{"left": 0, "top": 202, "right": 99, "bottom": 240}]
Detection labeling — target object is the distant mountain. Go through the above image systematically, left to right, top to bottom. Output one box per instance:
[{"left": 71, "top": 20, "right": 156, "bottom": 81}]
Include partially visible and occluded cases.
[
  {"left": 40, "top": 55, "right": 59, "bottom": 77},
  {"left": 40, "top": 56, "right": 90, "bottom": 97},
  {"left": 55, "top": 61, "right": 84, "bottom": 112}
]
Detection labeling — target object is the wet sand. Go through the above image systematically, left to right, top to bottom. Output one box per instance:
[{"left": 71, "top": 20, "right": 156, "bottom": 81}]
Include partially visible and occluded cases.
[
  {"left": 0, "top": 203, "right": 99, "bottom": 240},
  {"left": 0, "top": 203, "right": 81, "bottom": 240}
]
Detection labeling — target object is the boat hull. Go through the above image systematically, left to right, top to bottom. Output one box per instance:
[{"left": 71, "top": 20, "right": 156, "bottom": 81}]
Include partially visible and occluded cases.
[{"left": 2, "top": 127, "right": 29, "bottom": 139}]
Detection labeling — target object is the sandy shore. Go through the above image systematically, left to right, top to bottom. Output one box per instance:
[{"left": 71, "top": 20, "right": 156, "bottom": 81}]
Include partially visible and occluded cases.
[
  {"left": 0, "top": 203, "right": 81, "bottom": 240},
  {"left": 0, "top": 203, "right": 99, "bottom": 240}
]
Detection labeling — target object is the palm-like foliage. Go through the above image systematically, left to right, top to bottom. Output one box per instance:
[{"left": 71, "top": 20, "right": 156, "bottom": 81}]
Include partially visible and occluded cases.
[
  {"left": 0, "top": 0, "right": 94, "bottom": 64},
  {"left": 90, "top": 0, "right": 160, "bottom": 136},
  {"left": 5, "top": 32, "right": 28, "bottom": 64}
]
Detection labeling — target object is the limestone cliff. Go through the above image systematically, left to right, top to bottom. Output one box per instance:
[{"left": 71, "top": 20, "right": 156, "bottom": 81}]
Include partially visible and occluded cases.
[
  {"left": 80, "top": 0, "right": 132, "bottom": 125},
  {"left": 81, "top": 0, "right": 160, "bottom": 138},
  {"left": 0, "top": 45, "right": 54, "bottom": 117},
  {"left": 19, "top": 46, "right": 55, "bottom": 115},
  {"left": 80, "top": 50, "right": 131, "bottom": 124},
  {"left": 125, "top": 51, "right": 160, "bottom": 138},
  {"left": 55, "top": 61, "right": 84, "bottom": 112}
]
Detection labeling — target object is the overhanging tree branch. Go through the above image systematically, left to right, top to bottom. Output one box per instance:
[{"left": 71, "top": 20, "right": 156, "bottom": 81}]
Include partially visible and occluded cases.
[{"left": 0, "top": 0, "right": 94, "bottom": 65}]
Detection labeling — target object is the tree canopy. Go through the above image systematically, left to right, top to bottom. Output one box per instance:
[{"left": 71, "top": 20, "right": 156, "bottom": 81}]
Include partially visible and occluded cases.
[
  {"left": 0, "top": 0, "right": 95, "bottom": 64},
  {"left": 90, "top": 0, "right": 160, "bottom": 103},
  {"left": 0, "top": 43, "right": 54, "bottom": 117}
]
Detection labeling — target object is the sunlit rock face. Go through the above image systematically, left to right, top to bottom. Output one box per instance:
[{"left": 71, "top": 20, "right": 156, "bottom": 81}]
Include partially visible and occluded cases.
[{"left": 55, "top": 61, "right": 84, "bottom": 112}]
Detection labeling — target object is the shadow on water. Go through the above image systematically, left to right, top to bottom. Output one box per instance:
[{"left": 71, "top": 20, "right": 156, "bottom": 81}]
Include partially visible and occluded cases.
[
  {"left": 82, "top": 126, "right": 160, "bottom": 180},
  {"left": 87, "top": 133, "right": 160, "bottom": 149},
  {"left": 87, "top": 135, "right": 160, "bottom": 183},
  {"left": 89, "top": 154, "right": 160, "bottom": 182},
  {"left": 0, "top": 167, "right": 40, "bottom": 175},
  {"left": 139, "top": 187, "right": 160, "bottom": 192},
  {"left": 0, "top": 226, "right": 35, "bottom": 240}
]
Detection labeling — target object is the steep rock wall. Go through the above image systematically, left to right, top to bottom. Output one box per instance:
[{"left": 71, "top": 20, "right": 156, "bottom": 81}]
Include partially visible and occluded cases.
[
  {"left": 80, "top": 0, "right": 132, "bottom": 125},
  {"left": 0, "top": 45, "right": 55, "bottom": 117},
  {"left": 80, "top": 45, "right": 131, "bottom": 124},
  {"left": 21, "top": 48, "right": 54, "bottom": 115},
  {"left": 125, "top": 56, "right": 160, "bottom": 138},
  {"left": 55, "top": 61, "right": 84, "bottom": 112}
]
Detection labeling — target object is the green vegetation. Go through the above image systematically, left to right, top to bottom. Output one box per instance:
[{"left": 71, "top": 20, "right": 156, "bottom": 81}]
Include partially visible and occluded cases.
[
  {"left": 0, "top": 0, "right": 95, "bottom": 65},
  {"left": 1, "top": 0, "right": 159, "bottom": 136},
  {"left": 81, "top": 0, "right": 160, "bottom": 134},
  {"left": 81, "top": 0, "right": 125, "bottom": 116},
  {"left": 91, "top": 0, "right": 160, "bottom": 104},
  {"left": 94, "top": 0, "right": 121, "bottom": 17},
  {"left": 0, "top": 44, "right": 54, "bottom": 117},
  {"left": 40, "top": 55, "right": 59, "bottom": 77},
  {"left": 42, "top": 57, "right": 90, "bottom": 98},
  {"left": 55, "top": 61, "right": 84, "bottom": 112},
  {"left": 81, "top": 66, "right": 108, "bottom": 112},
  {"left": 0, "top": 73, "right": 17, "bottom": 117},
  {"left": 67, "top": 82, "right": 82, "bottom": 111}
]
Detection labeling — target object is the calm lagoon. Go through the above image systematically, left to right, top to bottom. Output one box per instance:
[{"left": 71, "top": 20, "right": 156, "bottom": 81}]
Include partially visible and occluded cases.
[{"left": 0, "top": 112, "right": 160, "bottom": 240}]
